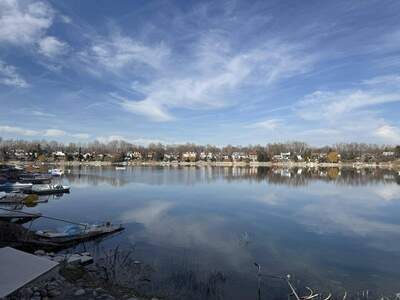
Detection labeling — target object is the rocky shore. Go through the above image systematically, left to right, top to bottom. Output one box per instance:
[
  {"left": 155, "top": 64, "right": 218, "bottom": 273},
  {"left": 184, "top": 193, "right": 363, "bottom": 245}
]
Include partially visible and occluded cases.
[{"left": 9, "top": 250, "right": 159, "bottom": 300}]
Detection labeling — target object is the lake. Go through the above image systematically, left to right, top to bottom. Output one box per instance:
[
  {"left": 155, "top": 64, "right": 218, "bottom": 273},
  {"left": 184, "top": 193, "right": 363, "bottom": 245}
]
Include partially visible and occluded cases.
[{"left": 22, "top": 166, "right": 400, "bottom": 299}]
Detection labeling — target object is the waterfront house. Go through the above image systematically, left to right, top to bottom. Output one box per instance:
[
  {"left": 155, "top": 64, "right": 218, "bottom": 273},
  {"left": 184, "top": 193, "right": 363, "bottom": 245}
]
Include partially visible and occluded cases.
[
  {"left": 14, "top": 149, "right": 28, "bottom": 160},
  {"left": 53, "top": 151, "right": 66, "bottom": 160},
  {"left": 382, "top": 151, "right": 395, "bottom": 157},
  {"left": 182, "top": 152, "right": 197, "bottom": 161},
  {"left": 231, "top": 152, "right": 248, "bottom": 161},
  {"left": 248, "top": 152, "right": 258, "bottom": 162}
]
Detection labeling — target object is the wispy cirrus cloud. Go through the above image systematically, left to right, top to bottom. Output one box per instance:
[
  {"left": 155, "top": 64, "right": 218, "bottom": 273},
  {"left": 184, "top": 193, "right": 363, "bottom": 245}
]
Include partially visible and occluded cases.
[
  {"left": 0, "top": 0, "right": 54, "bottom": 46},
  {"left": 0, "top": 0, "right": 69, "bottom": 64},
  {"left": 79, "top": 31, "right": 170, "bottom": 73},
  {"left": 117, "top": 35, "right": 315, "bottom": 122},
  {"left": 38, "top": 36, "right": 69, "bottom": 58},
  {"left": 0, "top": 59, "right": 28, "bottom": 88},
  {"left": 246, "top": 118, "right": 282, "bottom": 130},
  {"left": 0, "top": 125, "right": 89, "bottom": 140},
  {"left": 0, "top": 125, "right": 37, "bottom": 136},
  {"left": 374, "top": 125, "right": 400, "bottom": 144},
  {"left": 95, "top": 134, "right": 169, "bottom": 145}
]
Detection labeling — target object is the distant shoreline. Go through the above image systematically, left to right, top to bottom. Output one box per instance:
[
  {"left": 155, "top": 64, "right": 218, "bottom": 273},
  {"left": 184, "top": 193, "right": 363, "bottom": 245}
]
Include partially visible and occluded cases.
[{"left": 4, "top": 160, "right": 400, "bottom": 170}]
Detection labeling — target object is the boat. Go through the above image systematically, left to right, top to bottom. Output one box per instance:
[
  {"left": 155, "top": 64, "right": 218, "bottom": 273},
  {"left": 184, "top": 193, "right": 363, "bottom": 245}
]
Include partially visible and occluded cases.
[
  {"left": 115, "top": 166, "right": 126, "bottom": 170},
  {"left": 48, "top": 169, "right": 64, "bottom": 176},
  {"left": 19, "top": 173, "right": 52, "bottom": 184},
  {"left": 0, "top": 182, "right": 33, "bottom": 192},
  {"left": 30, "top": 184, "right": 70, "bottom": 195},
  {"left": 0, "top": 192, "right": 5, "bottom": 199},
  {"left": 0, "top": 193, "right": 27, "bottom": 203},
  {"left": 0, "top": 193, "right": 38, "bottom": 204},
  {"left": 0, "top": 211, "right": 42, "bottom": 224},
  {"left": 35, "top": 222, "right": 124, "bottom": 244}
]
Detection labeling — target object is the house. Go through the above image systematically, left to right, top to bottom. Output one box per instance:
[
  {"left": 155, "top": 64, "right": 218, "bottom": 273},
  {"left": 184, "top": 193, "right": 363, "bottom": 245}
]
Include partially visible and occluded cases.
[
  {"left": 14, "top": 149, "right": 28, "bottom": 160},
  {"left": 53, "top": 151, "right": 66, "bottom": 159},
  {"left": 125, "top": 151, "right": 142, "bottom": 161},
  {"left": 132, "top": 151, "right": 143, "bottom": 160},
  {"left": 382, "top": 151, "right": 395, "bottom": 157},
  {"left": 182, "top": 152, "right": 197, "bottom": 161},
  {"left": 199, "top": 152, "right": 215, "bottom": 160},
  {"left": 231, "top": 152, "right": 248, "bottom": 161},
  {"left": 248, "top": 152, "right": 258, "bottom": 162},
  {"left": 272, "top": 152, "right": 291, "bottom": 161},
  {"left": 280, "top": 152, "right": 291, "bottom": 160},
  {"left": 82, "top": 153, "right": 93, "bottom": 160},
  {"left": 164, "top": 153, "right": 179, "bottom": 161}
]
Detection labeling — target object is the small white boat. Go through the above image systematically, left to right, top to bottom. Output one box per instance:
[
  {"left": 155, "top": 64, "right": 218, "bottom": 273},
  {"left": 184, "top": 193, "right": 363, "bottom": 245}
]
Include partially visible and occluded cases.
[
  {"left": 115, "top": 166, "right": 126, "bottom": 170},
  {"left": 48, "top": 168, "right": 64, "bottom": 176},
  {"left": 0, "top": 182, "right": 33, "bottom": 191},
  {"left": 31, "top": 184, "right": 70, "bottom": 195},
  {"left": 0, "top": 191, "right": 6, "bottom": 199}
]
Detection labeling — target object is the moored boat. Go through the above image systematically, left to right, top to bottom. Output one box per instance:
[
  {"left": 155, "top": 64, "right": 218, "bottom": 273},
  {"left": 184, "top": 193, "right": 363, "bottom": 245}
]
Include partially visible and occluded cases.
[
  {"left": 48, "top": 169, "right": 64, "bottom": 176},
  {"left": 19, "top": 173, "right": 52, "bottom": 184},
  {"left": 0, "top": 182, "right": 33, "bottom": 192},
  {"left": 30, "top": 184, "right": 70, "bottom": 195},
  {"left": 0, "top": 192, "right": 29, "bottom": 203},
  {"left": 0, "top": 211, "right": 42, "bottom": 224},
  {"left": 35, "top": 222, "right": 124, "bottom": 244}
]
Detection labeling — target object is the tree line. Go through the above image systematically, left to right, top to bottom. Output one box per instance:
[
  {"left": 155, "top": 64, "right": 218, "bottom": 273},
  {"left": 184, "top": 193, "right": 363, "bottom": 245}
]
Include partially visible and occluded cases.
[{"left": 0, "top": 137, "right": 399, "bottom": 162}]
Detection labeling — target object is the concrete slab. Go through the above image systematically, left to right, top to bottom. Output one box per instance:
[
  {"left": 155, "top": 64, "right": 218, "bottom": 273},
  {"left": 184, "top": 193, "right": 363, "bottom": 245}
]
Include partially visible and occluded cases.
[{"left": 0, "top": 247, "right": 59, "bottom": 298}]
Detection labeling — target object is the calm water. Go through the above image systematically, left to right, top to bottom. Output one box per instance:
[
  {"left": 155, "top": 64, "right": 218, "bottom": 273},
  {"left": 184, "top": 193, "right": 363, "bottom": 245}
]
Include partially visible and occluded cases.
[{"left": 20, "top": 166, "right": 400, "bottom": 299}]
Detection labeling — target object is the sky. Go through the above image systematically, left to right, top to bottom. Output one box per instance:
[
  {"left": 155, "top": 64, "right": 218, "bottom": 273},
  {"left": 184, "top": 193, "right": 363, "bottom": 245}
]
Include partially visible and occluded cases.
[{"left": 0, "top": 0, "right": 400, "bottom": 146}]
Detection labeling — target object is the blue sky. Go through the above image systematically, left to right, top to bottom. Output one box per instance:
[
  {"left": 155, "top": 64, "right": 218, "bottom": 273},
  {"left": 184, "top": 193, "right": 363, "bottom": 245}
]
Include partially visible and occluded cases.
[{"left": 0, "top": 0, "right": 399, "bottom": 146}]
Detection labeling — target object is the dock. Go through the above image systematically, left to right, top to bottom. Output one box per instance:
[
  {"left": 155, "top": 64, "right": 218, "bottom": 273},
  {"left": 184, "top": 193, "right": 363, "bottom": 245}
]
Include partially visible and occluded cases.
[{"left": 0, "top": 247, "right": 59, "bottom": 298}]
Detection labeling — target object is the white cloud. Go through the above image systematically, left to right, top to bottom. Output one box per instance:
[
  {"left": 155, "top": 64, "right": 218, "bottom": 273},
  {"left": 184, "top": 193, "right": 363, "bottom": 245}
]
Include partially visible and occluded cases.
[
  {"left": 0, "top": 0, "right": 54, "bottom": 45},
  {"left": 60, "top": 15, "right": 71, "bottom": 24},
  {"left": 80, "top": 32, "right": 170, "bottom": 72},
  {"left": 38, "top": 36, "right": 68, "bottom": 57},
  {"left": 119, "top": 36, "right": 314, "bottom": 121},
  {"left": 0, "top": 60, "right": 28, "bottom": 87},
  {"left": 362, "top": 75, "right": 400, "bottom": 86},
  {"left": 297, "top": 89, "right": 400, "bottom": 121},
  {"left": 120, "top": 99, "right": 173, "bottom": 122},
  {"left": 31, "top": 110, "right": 55, "bottom": 117},
  {"left": 246, "top": 119, "right": 282, "bottom": 130},
  {"left": 0, "top": 125, "right": 89, "bottom": 139},
  {"left": 0, "top": 125, "right": 38, "bottom": 136},
  {"left": 374, "top": 125, "right": 400, "bottom": 143},
  {"left": 43, "top": 129, "right": 66, "bottom": 137},
  {"left": 71, "top": 133, "right": 90, "bottom": 139},
  {"left": 95, "top": 135, "right": 168, "bottom": 145}
]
